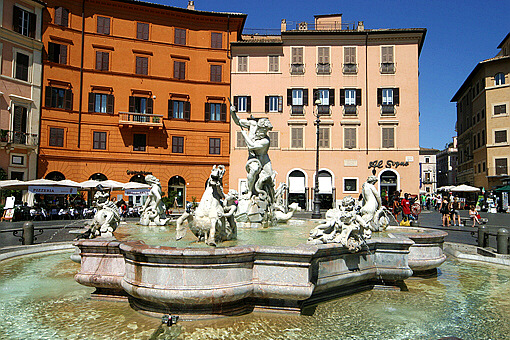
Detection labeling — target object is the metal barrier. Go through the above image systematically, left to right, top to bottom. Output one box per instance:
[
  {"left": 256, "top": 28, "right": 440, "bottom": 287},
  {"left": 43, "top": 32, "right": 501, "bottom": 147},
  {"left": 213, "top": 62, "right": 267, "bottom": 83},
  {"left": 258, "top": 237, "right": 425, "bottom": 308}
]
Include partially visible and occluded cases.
[{"left": 477, "top": 225, "right": 509, "bottom": 254}]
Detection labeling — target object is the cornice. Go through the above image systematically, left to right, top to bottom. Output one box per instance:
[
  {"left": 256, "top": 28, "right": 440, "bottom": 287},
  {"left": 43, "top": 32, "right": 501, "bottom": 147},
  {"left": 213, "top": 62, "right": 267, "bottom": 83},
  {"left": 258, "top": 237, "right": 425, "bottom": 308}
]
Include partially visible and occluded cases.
[{"left": 0, "top": 27, "right": 43, "bottom": 50}]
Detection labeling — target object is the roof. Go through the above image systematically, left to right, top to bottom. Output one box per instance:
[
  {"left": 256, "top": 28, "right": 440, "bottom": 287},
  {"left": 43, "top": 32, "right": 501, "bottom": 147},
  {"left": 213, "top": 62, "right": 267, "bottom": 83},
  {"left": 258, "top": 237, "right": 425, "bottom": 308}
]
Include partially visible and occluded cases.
[
  {"left": 314, "top": 13, "right": 343, "bottom": 18},
  {"left": 497, "top": 32, "right": 510, "bottom": 48},
  {"left": 232, "top": 35, "right": 283, "bottom": 45},
  {"left": 450, "top": 55, "right": 510, "bottom": 102},
  {"left": 420, "top": 147, "right": 439, "bottom": 155}
]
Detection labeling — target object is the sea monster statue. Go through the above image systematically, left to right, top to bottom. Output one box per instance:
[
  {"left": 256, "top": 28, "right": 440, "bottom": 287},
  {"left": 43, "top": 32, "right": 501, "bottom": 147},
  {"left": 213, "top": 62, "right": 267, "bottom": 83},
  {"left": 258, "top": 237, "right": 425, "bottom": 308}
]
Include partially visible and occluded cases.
[
  {"left": 139, "top": 175, "right": 170, "bottom": 226},
  {"left": 88, "top": 186, "right": 120, "bottom": 238}
]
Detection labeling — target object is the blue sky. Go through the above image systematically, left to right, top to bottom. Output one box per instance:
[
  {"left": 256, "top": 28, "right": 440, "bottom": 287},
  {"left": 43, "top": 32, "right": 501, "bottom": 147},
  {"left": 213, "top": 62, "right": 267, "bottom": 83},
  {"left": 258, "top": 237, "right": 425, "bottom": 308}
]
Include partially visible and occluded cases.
[{"left": 163, "top": 0, "right": 509, "bottom": 150}]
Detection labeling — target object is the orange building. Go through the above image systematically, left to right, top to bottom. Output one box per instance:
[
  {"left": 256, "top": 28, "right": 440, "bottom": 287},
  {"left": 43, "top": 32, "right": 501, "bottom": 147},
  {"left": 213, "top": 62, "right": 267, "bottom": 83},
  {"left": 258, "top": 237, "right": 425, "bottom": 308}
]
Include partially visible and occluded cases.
[{"left": 39, "top": 0, "right": 245, "bottom": 204}]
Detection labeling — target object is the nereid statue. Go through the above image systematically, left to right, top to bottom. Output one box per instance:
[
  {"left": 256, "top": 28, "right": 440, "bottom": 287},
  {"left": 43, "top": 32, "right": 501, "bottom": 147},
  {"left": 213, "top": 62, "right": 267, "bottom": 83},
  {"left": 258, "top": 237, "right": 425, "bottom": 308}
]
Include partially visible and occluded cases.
[
  {"left": 140, "top": 175, "right": 170, "bottom": 226},
  {"left": 307, "top": 176, "right": 390, "bottom": 251},
  {"left": 88, "top": 187, "right": 120, "bottom": 238}
]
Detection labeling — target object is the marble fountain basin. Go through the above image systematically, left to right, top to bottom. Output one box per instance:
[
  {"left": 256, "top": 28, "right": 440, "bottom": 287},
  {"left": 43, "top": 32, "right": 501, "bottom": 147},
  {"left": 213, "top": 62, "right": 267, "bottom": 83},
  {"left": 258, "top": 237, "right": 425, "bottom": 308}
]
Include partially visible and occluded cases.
[{"left": 74, "top": 221, "right": 447, "bottom": 318}]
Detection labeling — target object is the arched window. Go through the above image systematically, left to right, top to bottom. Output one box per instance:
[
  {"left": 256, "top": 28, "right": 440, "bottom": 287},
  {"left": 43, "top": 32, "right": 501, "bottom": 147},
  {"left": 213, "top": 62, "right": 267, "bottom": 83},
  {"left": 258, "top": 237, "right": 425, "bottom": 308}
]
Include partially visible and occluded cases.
[
  {"left": 495, "top": 72, "right": 505, "bottom": 86},
  {"left": 288, "top": 169, "right": 307, "bottom": 210},
  {"left": 45, "top": 171, "right": 65, "bottom": 181},
  {"left": 89, "top": 173, "right": 107, "bottom": 181},
  {"left": 129, "top": 174, "right": 146, "bottom": 183},
  {"left": 168, "top": 175, "right": 186, "bottom": 207}
]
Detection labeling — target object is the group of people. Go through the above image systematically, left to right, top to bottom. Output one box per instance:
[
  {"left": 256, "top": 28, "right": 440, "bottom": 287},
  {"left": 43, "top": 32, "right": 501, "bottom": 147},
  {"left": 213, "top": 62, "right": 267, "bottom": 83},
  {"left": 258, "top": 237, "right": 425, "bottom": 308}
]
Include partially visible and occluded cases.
[
  {"left": 386, "top": 190, "right": 414, "bottom": 224},
  {"left": 438, "top": 194, "right": 480, "bottom": 227}
]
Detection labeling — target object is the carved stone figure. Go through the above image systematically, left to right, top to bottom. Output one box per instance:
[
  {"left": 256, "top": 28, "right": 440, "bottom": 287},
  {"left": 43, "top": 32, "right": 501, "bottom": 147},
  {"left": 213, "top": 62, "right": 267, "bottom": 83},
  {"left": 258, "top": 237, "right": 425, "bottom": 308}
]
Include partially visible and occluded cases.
[
  {"left": 231, "top": 106, "right": 276, "bottom": 227},
  {"left": 176, "top": 165, "right": 236, "bottom": 246},
  {"left": 140, "top": 175, "right": 170, "bottom": 226},
  {"left": 360, "top": 175, "right": 390, "bottom": 232},
  {"left": 89, "top": 188, "right": 120, "bottom": 238},
  {"left": 274, "top": 202, "right": 300, "bottom": 223}
]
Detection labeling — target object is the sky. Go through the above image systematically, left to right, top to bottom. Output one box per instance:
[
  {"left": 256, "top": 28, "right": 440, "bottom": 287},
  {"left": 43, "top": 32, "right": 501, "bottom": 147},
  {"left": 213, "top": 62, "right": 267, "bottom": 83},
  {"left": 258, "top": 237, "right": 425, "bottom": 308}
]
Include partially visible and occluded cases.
[{"left": 161, "top": 0, "right": 510, "bottom": 150}]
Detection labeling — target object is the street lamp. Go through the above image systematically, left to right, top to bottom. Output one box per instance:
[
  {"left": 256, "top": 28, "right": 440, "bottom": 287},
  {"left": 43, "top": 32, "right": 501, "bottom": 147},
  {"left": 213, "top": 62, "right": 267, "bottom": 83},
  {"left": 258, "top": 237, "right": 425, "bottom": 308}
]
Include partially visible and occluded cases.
[{"left": 312, "top": 98, "right": 322, "bottom": 219}]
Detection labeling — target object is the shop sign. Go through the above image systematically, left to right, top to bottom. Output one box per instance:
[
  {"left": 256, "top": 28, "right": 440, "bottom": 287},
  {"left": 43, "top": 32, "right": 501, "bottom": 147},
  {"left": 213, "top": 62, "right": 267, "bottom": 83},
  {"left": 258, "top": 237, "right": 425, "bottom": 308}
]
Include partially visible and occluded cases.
[
  {"left": 368, "top": 160, "right": 409, "bottom": 171},
  {"left": 126, "top": 170, "right": 152, "bottom": 175},
  {"left": 28, "top": 186, "right": 78, "bottom": 195},
  {"left": 125, "top": 188, "right": 150, "bottom": 196}
]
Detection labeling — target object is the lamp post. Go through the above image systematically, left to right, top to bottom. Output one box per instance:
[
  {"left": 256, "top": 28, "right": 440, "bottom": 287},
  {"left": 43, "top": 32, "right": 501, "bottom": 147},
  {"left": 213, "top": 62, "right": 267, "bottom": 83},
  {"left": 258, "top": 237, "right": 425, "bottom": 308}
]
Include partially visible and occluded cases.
[{"left": 312, "top": 98, "right": 322, "bottom": 219}]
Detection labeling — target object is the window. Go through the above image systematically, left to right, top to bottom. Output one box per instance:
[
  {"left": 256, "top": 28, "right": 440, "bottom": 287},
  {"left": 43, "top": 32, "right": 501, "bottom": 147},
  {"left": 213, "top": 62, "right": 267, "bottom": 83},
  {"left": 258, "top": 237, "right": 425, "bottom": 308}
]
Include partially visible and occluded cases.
[
  {"left": 13, "top": 6, "right": 35, "bottom": 38},
  {"left": 54, "top": 7, "right": 69, "bottom": 27},
  {"left": 97, "top": 16, "right": 110, "bottom": 35},
  {"left": 137, "top": 22, "right": 149, "bottom": 40},
  {"left": 175, "top": 28, "right": 186, "bottom": 45},
  {"left": 211, "top": 32, "right": 222, "bottom": 48},
  {"left": 48, "top": 42, "right": 67, "bottom": 64},
  {"left": 381, "top": 46, "right": 395, "bottom": 73},
  {"left": 291, "top": 47, "right": 304, "bottom": 74},
  {"left": 317, "top": 47, "right": 330, "bottom": 74},
  {"left": 343, "top": 47, "right": 357, "bottom": 74},
  {"left": 95, "top": 51, "right": 109, "bottom": 71},
  {"left": 15, "top": 52, "right": 29, "bottom": 81},
  {"left": 136, "top": 56, "right": 148, "bottom": 75},
  {"left": 238, "top": 56, "right": 248, "bottom": 72},
  {"left": 269, "top": 56, "right": 279, "bottom": 72},
  {"left": 174, "top": 61, "right": 185, "bottom": 79},
  {"left": 210, "top": 65, "right": 222, "bottom": 82},
  {"left": 495, "top": 72, "right": 505, "bottom": 86},
  {"left": 45, "top": 86, "right": 73, "bottom": 110},
  {"left": 378, "top": 88, "right": 399, "bottom": 115},
  {"left": 288, "top": 89, "right": 308, "bottom": 115},
  {"left": 314, "top": 89, "right": 334, "bottom": 115},
  {"left": 341, "top": 89, "right": 361, "bottom": 115},
  {"left": 88, "top": 93, "right": 114, "bottom": 114},
  {"left": 129, "top": 96, "right": 153, "bottom": 114},
  {"left": 235, "top": 96, "right": 250, "bottom": 113},
  {"left": 265, "top": 96, "right": 283, "bottom": 113},
  {"left": 168, "top": 100, "right": 190, "bottom": 120},
  {"left": 205, "top": 103, "right": 226, "bottom": 122},
  {"left": 494, "top": 104, "right": 507, "bottom": 115},
  {"left": 12, "top": 105, "right": 27, "bottom": 144},
  {"left": 49, "top": 127, "right": 64, "bottom": 147},
  {"left": 291, "top": 127, "right": 303, "bottom": 148},
  {"left": 319, "top": 127, "right": 330, "bottom": 148},
  {"left": 344, "top": 127, "right": 356, "bottom": 149},
  {"left": 382, "top": 127, "right": 395, "bottom": 148},
  {"left": 495, "top": 130, "right": 507, "bottom": 143},
  {"left": 93, "top": 131, "right": 107, "bottom": 150},
  {"left": 237, "top": 131, "right": 247, "bottom": 148},
  {"left": 268, "top": 131, "right": 279, "bottom": 148},
  {"left": 133, "top": 134, "right": 146, "bottom": 151},
  {"left": 172, "top": 136, "right": 184, "bottom": 153},
  {"left": 209, "top": 138, "right": 221, "bottom": 154},
  {"left": 425, "top": 157, "right": 430, "bottom": 163},
  {"left": 495, "top": 158, "right": 508, "bottom": 175},
  {"left": 483, "top": 162, "right": 486, "bottom": 172},
  {"left": 478, "top": 163, "right": 481, "bottom": 174},
  {"left": 344, "top": 178, "right": 358, "bottom": 192}
]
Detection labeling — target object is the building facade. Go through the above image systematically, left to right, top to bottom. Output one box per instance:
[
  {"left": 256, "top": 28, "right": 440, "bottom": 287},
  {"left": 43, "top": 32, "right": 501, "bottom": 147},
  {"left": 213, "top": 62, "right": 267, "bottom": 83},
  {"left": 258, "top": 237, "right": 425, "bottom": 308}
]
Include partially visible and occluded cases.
[
  {"left": 0, "top": 0, "right": 44, "bottom": 181},
  {"left": 38, "top": 0, "right": 245, "bottom": 204},
  {"left": 230, "top": 15, "right": 426, "bottom": 210},
  {"left": 452, "top": 33, "right": 510, "bottom": 189},
  {"left": 436, "top": 136, "right": 458, "bottom": 188},
  {"left": 419, "top": 147, "right": 438, "bottom": 194}
]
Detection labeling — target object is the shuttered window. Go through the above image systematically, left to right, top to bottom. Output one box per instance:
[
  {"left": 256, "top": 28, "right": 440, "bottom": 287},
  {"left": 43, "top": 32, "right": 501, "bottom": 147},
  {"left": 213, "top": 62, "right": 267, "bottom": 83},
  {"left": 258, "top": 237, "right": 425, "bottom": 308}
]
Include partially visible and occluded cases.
[
  {"left": 54, "top": 7, "right": 69, "bottom": 27},
  {"left": 97, "top": 16, "right": 110, "bottom": 35},
  {"left": 137, "top": 22, "right": 149, "bottom": 40},
  {"left": 175, "top": 28, "right": 186, "bottom": 45},
  {"left": 211, "top": 32, "right": 222, "bottom": 48},
  {"left": 48, "top": 42, "right": 67, "bottom": 64},
  {"left": 381, "top": 46, "right": 395, "bottom": 73},
  {"left": 291, "top": 47, "right": 304, "bottom": 74},
  {"left": 317, "top": 47, "right": 330, "bottom": 74},
  {"left": 343, "top": 47, "right": 357, "bottom": 73},
  {"left": 95, "top": 51, "right": 109, "bottom": 71},
  {"left": 15, "top": 52, "right": 29, "bottom": 81},
  {"left": 136, "top": 56, "right": 148, "bottom": 75},
  {"left": 238, "top": 56, "right": 248, "bottom": 72},
  {"left": 269, "top": 56, "right": 279, "bottom": 72},
  {"left": 174, "top": 61, "right": 185, "bottom": 79},
  {"left": 210, "top": 65, "right": 222, "bottom": 82},
  {"left": 45, "top": 86, "right": 73, "bottom": 110},
  {"left": 88, "top": 93, "right": 114, "bottom": 114},
  {"left": 234, "top": 96, "right": 251, "bottom": 113},
  {"left": 266, "top": 96, "right": 282, "bottom": 113},
  {"left": 168, "top": 100, "right": 190, "bottom": 120},
  {"left": 205, "top": 103, "right": 226, "bottom": 122},
  {"left": 494, "top": 104, "right": 506, "bottom": 115},
  {"left": 49, "top": 127, "right": 64, "bottom": 147},
  {"left": 291, "top": 127, "right": 303, "bottom": 148},
  {"left": 319, "top": 127, "right": 330, "bottom": 148},
  {"left": 382, "top": 127, "right": 395, "bottom": 148},
  {"left": 344, "top": 128, "right": 356, "bottom": 149},
  {"left": 495, "top": 130, "right": 507, "bottom": 143},
  {"left": 93, "top": 131, "right": 107, "bottom": 150},
  {"left": 237, "top": 131, "right": 247, "bottom": 148},
  {"left": 268, "top": 131, "right": 279, "bottom": 148},
  {"left": 133, "top": 134, "right": 146, "bottom": 151},
  {"left": 172, "top": 136, "right": 184, "bottom": 153},
  {"left": 209, "top": 138, "right": 221, "bottom": 154},
  {"left": 495, "top": 158, "right": 508, "bottom": 175}
]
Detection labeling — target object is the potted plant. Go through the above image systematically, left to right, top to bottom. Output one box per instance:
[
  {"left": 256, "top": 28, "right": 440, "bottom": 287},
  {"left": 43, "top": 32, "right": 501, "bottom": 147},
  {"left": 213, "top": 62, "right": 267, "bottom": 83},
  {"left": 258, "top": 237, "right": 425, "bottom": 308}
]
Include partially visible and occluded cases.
[{"left": 0, "top": 129, "right": 8, "bottom": 142}]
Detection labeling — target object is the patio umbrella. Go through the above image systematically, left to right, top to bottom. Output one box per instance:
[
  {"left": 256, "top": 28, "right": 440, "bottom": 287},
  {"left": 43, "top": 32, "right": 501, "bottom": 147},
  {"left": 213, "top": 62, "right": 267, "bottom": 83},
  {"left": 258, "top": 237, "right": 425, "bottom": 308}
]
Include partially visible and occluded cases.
[
  {"left": 0, "top": 179, "right": 24, "bottom": 189},
  {"left": 79, "top": 180, "right": 105, "bottom": 189},
  {"left": 101, "top": 180, "right": 125, "bottom": 190},
  {"left": 123, "top": 182, "right": 150, "bottom": 190},
  {"left": 450, "top": 184, "right": 481, "bottom": 192},
  {"left": 495, "top": 185, "right": 510, "bottom": 192},
  {"left": 437, "top": 186, "right": 455, "bottom": 192}
]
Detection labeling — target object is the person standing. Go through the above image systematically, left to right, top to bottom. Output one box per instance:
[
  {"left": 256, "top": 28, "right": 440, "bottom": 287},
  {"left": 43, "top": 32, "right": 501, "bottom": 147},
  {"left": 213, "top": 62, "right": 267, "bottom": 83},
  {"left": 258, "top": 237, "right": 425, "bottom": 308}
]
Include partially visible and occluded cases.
[
  {"left": 392, "top": 191, "right": 402, "bottom": 223},
  {"left": 401, "top": 193, "right": 411, "bottom": 222},
  {"left": 439, "top": 197, "right": 450, "bottom": 227},
  {"left": 451, "top": 197, "right": 461, "bottom": 226}
]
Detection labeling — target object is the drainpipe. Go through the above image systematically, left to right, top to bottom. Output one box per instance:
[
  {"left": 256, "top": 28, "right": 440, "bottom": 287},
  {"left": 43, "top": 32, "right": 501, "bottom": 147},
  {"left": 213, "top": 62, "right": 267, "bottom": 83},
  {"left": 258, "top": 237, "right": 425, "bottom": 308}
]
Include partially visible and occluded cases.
[
  {"left": 77, "top": 0, "right": 85, "bottom": 148},
  {"left": 36, "top": 7, "right": 44, "bottom": 179},
  {"left": 227, "top": 14, "right": 232, "bottom": 190},
  {"left": 365, "top": 32, "right": 369, "bottom": 155}
]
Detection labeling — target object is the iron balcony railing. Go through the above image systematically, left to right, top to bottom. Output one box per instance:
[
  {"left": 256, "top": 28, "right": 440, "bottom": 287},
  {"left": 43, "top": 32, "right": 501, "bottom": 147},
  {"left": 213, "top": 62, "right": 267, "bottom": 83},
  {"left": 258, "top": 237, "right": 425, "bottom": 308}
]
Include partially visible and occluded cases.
[
  {"left": 380, "top": 62, "right": 396, "bottom": 74},
  {"left": 290, "top": 63, "right": 305, "bottom": 75},
  {"left": 316, "top": 63, "right": 331, "bottom": 75},
  {"left": 343, "top": 63, "right": 358, "bottom": 74},
  {"left": 291, "top": 105, "right": 304, "bottom": 116},
  {"left": 344, "top": 105, "right": 357, "bottom": 116},
  {"left": 381, "top": 105, "right": 396, "bottom": 115},
  {"left": 118, "top": 112, "right": 164, "bottom": 127},
  {"left": 0, "top": 130, "right": 38, "bottom": 146}
]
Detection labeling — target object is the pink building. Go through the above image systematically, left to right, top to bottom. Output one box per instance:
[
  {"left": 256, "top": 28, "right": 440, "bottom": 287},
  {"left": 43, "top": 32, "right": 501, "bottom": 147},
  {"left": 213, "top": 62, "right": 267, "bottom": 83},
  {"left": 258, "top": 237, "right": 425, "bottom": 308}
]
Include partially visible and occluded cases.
[
  {"left": 0, "top": 0, "right": 44, "bottom": 181},
  {"left": 230, "top": 15, "right": 426, "bottom": 210}
]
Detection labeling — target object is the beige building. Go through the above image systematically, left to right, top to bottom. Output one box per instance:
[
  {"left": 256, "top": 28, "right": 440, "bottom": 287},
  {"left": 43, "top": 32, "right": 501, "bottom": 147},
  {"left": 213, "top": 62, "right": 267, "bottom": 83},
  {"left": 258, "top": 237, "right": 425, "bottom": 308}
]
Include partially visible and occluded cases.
[
  {"left": 0, "top": 0, "right": 44, "bottom": 181},
  {"left": 230, "top": 15, "right": 426, "bottom": 210},
  {"left": 452, "top": 33, "right": 510, "bottom": 189},
  {"left": 419, "top": 147, "right": 438, "bottom": 194}
]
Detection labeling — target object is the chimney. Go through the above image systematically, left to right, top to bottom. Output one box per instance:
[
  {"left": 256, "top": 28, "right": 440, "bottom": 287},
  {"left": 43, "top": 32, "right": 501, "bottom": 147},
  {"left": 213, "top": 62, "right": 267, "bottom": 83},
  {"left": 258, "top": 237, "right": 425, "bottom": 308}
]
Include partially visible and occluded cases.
[
  {"left": 187, "top": 1, "right": 195, "bottom": 10},
  {"left": 281, "top": 19, "right": 287, "bottom": 32},
  {"left": 357, "top": 21, "right": 364, "bottom": 31}
]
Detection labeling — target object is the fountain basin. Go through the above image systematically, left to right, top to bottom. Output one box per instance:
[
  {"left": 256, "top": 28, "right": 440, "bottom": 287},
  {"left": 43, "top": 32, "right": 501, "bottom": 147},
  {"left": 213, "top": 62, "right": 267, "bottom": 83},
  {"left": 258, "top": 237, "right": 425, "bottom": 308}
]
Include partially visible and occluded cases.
[{"left": 75, "top": 236, "right": 414, "bottom": 317}]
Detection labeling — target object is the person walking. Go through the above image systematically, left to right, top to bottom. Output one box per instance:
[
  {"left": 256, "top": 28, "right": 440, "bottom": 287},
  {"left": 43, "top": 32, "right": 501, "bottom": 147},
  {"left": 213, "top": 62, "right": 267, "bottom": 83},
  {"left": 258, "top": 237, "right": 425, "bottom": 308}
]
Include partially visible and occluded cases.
[
  {"left": 392, "top": 191, "right": 401, "bottom": 223},
  {"left": 401, "top": 193, "right": 411, "bottom": 222},
  {"left": 439, "top": 197, "right": 450, "bottom": 227}
]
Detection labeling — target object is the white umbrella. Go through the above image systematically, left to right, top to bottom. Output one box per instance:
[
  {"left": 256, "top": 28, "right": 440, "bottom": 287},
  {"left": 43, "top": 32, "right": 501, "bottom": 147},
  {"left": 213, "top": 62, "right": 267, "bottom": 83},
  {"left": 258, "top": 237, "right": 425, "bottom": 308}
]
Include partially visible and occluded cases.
[
  {"left": 0, "top": 179, "right": 24, "bottom": 189},
  {"left": 58, "top": 179, "right": 82, "bottom": 188},
  {"left": 79, "top": 180, "right": 105, "bottom": 189},
  {"left": 101, "top": 180, "right": 125, "bottom": 190},
  {"left": 123, "top": 182, "right": 150, "bottom": 190},
  {"left": 451, "top": 184, "right": 481, "bottom": 192},
  {"left": 437, "top": 186, "right": 455, "bottom": 192}
]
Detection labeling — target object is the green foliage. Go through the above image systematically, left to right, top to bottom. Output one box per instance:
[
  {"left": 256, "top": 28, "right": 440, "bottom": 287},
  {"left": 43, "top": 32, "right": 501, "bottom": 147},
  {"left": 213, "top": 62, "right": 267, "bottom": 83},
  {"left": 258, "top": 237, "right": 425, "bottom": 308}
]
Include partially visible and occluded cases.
[{"left": 162, "top": 190, "right": 179, "bottom": 208}]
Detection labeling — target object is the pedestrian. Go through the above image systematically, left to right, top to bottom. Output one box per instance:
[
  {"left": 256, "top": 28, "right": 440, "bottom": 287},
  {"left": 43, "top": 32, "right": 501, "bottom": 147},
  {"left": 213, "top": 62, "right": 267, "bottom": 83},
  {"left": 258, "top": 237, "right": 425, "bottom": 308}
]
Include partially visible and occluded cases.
[
  {"left": 392, "top": 191, "right": 402, "bottom": 223},
  {"left": 401, "top": 193, "right": 411, "bottom": 222},
  {"left": 435, "top": 194, "right": 441, "bottom": 210},
  {"left": 439, "top": 197, "right": 450, "bottom": 227},
  {"left": 451, "top": 197, "right": 461, "bottom": 226},
  {"left": 469, "top": 205, "right": 480, "bottom": 227}
]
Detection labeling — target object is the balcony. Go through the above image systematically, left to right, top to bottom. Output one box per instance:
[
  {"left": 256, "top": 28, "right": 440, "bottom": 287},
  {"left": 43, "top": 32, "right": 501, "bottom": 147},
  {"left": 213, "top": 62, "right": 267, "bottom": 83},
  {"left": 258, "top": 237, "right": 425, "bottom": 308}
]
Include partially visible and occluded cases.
[
  {"left": 290, "top": 63, "right": 305, "bottom": 75},
  {"left": 316, "top": 63, "right": 331, "bottom": 75},
  {"left": 343, "top": 63, "right": 357, "bottom": 74},
  {"left": 380, "top": 63, "right": 396, "bottom": 74},
  {"left": 291, "top": 105, "right": 304, "bottom": 116},
  {"left": 317, "top": 105, "right": 330, "bottom": 116},
  {"left": 344, "top": 105, "right": 357, "bottom": 116},
  {"left": 381, "top": 105, "right": 395, "bottom": 116},
  {"left": 118, "top": 112, "right": 164, "bottom": 129},
  {"left": 0, "top": 130, "right": 38, "bottom": 146}
]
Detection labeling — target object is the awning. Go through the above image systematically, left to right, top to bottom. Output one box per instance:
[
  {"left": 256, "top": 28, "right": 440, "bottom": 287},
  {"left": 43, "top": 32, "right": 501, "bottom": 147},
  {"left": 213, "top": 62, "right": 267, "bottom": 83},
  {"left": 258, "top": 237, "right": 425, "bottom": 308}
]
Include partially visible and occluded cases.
[
  {"left": 289, "top": 176, "right": 306, "bottom": 194},
  {"left": 318, "top": 176, "right": 333, "bottom": 194},
  {"left": 450, "top": 184, "right": 481, "bottom": 193}
]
